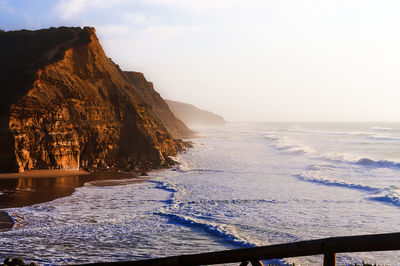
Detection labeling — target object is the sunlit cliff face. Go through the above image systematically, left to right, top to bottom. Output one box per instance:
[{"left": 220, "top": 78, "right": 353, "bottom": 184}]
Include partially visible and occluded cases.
[{"left": 1, "top": 27, "right": 190, "bottom": 173}]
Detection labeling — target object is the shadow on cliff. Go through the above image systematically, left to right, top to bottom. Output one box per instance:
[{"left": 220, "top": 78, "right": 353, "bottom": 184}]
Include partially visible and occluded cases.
[{"left": 0, "top": 26, "right": 192, "bottom": 173}]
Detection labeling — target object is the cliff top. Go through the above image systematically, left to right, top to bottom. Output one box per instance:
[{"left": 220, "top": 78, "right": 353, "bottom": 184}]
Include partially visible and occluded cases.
[{"left": 0, "top": 27, "right": 95, "bottom": 115}]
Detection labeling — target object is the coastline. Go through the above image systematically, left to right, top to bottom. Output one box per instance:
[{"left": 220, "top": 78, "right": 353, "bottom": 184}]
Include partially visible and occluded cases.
[
  {"left": 0, "top": 169, "right": 148, "bottom": 231},
  {"left": 0, "top": 169, "right": 90, "bottom": 179}
]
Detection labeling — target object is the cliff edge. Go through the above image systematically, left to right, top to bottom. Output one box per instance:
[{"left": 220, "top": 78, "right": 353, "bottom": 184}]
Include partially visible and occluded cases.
[
  {"left": 0, "top": 26, "right": 190, "bottom": 173},
  {"left": 124, "top": 71, "right": 194, "bottom": 138}
]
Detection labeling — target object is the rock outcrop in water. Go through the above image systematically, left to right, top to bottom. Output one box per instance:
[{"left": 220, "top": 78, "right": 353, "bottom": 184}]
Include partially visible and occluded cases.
[
  {"left": 0, "top": 26, "right": 191, "bottom": 173},
  {"left": 165, "top": 100, "right": 225, "bottom": 126}
]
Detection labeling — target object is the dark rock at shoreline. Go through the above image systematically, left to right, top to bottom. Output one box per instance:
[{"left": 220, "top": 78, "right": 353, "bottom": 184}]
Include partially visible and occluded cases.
[
  {"left": 0, "top": 27, "right": 191, "bottom": 173},
  {"left": 0, "top": 211, "right": 13, "bottom": 230},
  {"left": 2, "top": 258, "right": 37, "bottom": 266}
]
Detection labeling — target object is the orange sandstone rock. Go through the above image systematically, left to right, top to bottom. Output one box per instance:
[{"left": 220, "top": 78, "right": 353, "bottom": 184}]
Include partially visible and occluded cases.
[{"left": 0, "top": 27, "right": 191, "bottom": 173}]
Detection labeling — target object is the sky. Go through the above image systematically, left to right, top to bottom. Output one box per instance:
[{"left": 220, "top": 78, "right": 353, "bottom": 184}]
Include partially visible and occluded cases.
[{"left": 1, "top": 0, "right": 400, "bottom": 122}]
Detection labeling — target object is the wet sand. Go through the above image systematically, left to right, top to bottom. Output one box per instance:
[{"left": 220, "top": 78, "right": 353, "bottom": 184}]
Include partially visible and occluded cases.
[
  {"left": 0, "top": 169, "right": 90, "bottom": 179},
  {"left": 0, "top": 170, "right": 148, "bottom": 230}
]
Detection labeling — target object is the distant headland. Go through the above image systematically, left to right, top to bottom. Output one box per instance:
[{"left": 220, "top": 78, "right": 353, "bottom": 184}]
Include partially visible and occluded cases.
[{"left": 165, "top": 100, "right": 225, "bottom": 126}]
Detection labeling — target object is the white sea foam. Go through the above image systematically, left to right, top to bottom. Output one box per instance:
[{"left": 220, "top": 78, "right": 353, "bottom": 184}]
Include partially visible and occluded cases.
[
  {"left": 3, "top": 122, "right": 400, "bottom": 265},
  {"left": 372, "top": 126, "right": 393, "bottom": 131},
  {"left": 287, "top": 127, "right": 370, "bottom": 137},
  {"left": 263, "top": 130, "right": 400, "bottom": 170},
  {"left": 263, "top": 132, "right": 315, "bottom": 155},
  {"left": 367, "top": 135, "right": 400, "bottom": 141},
  {"left": 312, "top": 153, "right": 400, "bottom": 169},
  {"left": 172, "top": 155, "right": 192, "bottom": 172},
  {"left": 355, "top": 158, "right": 400, "bottom": 168},
  {"left": 297, "top": 171, "right": 400, "bottom": 209},
  {"left": 296, "top": 172, "right": 378, "bottom": 192},
  {"left": 369, "top": 188, "right": 400, "bottom": 207},
  {"left": 156, "top": 211, "right": 264, "bottom": 248}
]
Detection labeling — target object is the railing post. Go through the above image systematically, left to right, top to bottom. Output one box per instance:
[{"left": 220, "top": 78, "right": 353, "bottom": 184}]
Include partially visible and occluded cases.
[{"left": 323, "top": 251, "right": 336, "bottom": 266}]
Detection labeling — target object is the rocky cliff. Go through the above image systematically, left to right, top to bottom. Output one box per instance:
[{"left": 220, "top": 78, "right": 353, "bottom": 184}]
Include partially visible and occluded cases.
[
  {"left": 0, "top": 26, "right": 191, "bottom": 173},
  {"left": 124, "top": 72, "right": 193, "bottom": 138},
  {"left": 165, "top": 100, "right": 226, "bottom": 126}
]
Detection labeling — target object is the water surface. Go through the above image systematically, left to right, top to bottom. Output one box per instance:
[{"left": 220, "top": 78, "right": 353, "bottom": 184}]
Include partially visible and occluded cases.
[{"left": 1, "top": 122, "right": 400, "bottom": 265}]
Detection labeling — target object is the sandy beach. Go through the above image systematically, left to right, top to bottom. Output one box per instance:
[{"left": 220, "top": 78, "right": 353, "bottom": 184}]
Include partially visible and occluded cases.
[{"left": 0, "top": 170, "right": 148, "bottom": 230}]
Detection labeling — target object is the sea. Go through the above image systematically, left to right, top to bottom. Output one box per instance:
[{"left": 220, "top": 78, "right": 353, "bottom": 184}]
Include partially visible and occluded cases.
[{"left": 1, "top": 122, "right": 400, "bottom": 265}]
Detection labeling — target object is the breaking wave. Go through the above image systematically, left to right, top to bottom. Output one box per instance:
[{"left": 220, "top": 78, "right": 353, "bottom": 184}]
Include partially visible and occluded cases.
[
  {"left": 287, "top": 127, "right": 370, "bottom": 137},
  {"left": 372, "top": 127, "right": 394, "bottom": 131},
  {"left": 263, "top": 131, "right": 400, "bottom": 170},
  {"left": 263, "top": 133, "right": 314, "bottom": 155},
  {"left": 367, "top": 135, "right": 400, "bottom": 141},
  {"left": 355, "top": 158, "right": 400, "bottom": 168},
  {"left": 297, "top": 172, "right": 400, "bottom": 208},
  {"left": 296, "top": 173, "right": 378, "bottom": 192},
  {"left": 369, "top": 191, "right": 400, "bottom": 207},
  {"left": 156, "top": 211, "right": 261, "bottom": 248}
]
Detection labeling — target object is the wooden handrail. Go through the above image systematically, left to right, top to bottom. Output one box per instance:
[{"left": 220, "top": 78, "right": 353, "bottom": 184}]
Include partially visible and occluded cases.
[{"left": 86, "top": 232, "right": 400, "bottom": 266}]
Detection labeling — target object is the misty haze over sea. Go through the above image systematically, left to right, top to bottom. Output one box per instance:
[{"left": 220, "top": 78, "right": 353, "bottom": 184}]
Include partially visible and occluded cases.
[
  {"left": 2, "top": 1, "right": 400, "bottom": 265},
  {"left": 1, "top": 122, "right": 400, "bottom": 265}
]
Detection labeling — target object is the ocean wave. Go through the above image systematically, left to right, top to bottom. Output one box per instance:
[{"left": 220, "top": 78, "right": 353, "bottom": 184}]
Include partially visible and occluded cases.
[
  {"left": 372, "top": 126, "right": 394, "bottom": 131},
  {"left": 287, "top": 127, "right": 370, "bottom": 137},
  {"left": 264, "top": 131, "right": 400, "bottom": 170},
  {"left": 263, "top": 132, "right": 281, "bottom": 141},
  {"left": 263, "top": 133, "right": 314, "bottom": 155},
  {"left": 266, "top": 134, "right": 400, "bottom": 170},
  {"left": 367, "top": 135, "right": 400, "bottom": 141},
  {"left": 275, "top": 142, "right": 314, "bottom": 155},
  {"left": 312, "top": 152, "right": 400, "bottom": 170},
  {"left": 315, "top": 152, "right": 360, "bottom": 164},
  {"left": 170, "top": 154, "right": 225, "bottom": 173},
  {"left": 172, "top": 156, "right": 192, "bottom": 172},
  {"left": 355, "top": 158, "right": 400, "bottom": 168},
  {"left": 305, "top": 164, "right": 337, "bottom": 171},
  {"left": 173, "top": 168, "right": 224, "bottom": 173},
  {"left": 297, "top": 172, "right": 400, "bottom": 209},
  {"left": 296, "top": 173, "right": 378, "bottom": 192},
  {"left": 149, "top": 180, "right": 178, "bottom": 194},
  {"left": 149, "top": 180, "right": 188, "bottom": 208},
  {"left": 369, "top": 189, "right": 400, "bottom": 207},
  {"left": 184, "top": 199, "right": 279, "bottom": 206},
  {"left": 156, "top": 211, "right": 263, "bottom": 248}
]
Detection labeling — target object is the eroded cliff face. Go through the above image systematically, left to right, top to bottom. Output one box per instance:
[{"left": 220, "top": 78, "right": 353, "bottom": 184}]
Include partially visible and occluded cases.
[
  {"left": 0, "top": 27, "right": 189, "bottom": 172},
  {"left": 124, "top": 71, "right": 193, "bottom": 138}
]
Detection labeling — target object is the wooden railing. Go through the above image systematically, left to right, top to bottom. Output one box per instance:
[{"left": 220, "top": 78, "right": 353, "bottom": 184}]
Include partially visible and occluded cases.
[{"left": 87, "top": 232, "right": 400, "bottom": 266}]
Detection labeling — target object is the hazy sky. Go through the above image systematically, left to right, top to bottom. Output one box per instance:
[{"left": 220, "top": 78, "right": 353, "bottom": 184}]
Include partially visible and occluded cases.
[{"left": 1, "top": 0, "right": 400, "bottom": 121}]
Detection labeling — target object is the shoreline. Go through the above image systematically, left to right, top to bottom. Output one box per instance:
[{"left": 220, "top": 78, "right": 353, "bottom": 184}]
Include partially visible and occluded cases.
[
  {"left": 0, "top": 169, "right": 148, "bottom": 231},
  {"left": 0, "top": 169, "right": 90, "bottom": 179}
]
